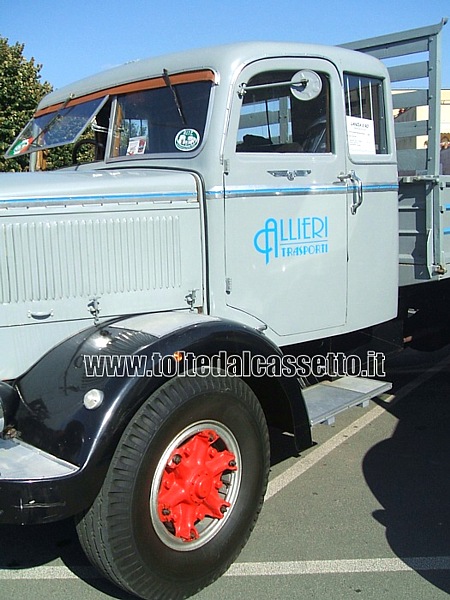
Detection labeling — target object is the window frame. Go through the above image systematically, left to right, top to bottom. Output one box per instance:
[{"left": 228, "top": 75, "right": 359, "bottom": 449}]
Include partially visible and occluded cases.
[
  {"left": 235, "top": 68, "right": 333, "bottom": 155},
  {"left": 343, "top": 72, "right": 389, "bottom": 156}
]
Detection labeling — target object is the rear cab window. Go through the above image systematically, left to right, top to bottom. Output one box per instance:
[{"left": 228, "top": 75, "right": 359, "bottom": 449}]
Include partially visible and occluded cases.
[{"left": 344, "top": 73, "right": 388, "bottom": 155}]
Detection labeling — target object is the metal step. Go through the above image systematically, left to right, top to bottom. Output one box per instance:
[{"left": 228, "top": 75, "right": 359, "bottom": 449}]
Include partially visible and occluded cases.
[{"left": 303, "top": 377, "right": 392, "bottom": 426}]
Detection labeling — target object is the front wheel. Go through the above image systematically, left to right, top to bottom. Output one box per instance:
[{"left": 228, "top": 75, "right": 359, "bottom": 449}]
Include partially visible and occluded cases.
[{"left": 76, "top": 374, "right": 270, "bottom": 600}]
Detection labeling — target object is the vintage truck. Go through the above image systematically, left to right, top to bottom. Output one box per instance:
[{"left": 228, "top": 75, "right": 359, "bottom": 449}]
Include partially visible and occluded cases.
[{"left": 0, "top": 19, "right": 449, "bottom": 600}]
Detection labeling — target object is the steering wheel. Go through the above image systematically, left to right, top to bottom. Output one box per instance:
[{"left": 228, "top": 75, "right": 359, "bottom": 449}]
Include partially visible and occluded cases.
[{"left": 72, "top": 138, "right": 101, "bottom": 164}]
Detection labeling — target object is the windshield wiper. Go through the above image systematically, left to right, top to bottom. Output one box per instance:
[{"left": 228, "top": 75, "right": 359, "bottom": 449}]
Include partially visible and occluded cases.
[{"left": 162, "top": 69, "right": 187, "bottom": 126}]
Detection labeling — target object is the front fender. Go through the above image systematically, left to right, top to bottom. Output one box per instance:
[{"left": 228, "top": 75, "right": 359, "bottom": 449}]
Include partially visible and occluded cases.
[{"left": 11, "top": 312, "right": 311, "bottom": 508}]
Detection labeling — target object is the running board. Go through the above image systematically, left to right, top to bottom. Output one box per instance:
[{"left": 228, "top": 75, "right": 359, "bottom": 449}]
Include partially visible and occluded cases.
[{"left": 303, "top": 377, "right": 392, "bottom": 426}]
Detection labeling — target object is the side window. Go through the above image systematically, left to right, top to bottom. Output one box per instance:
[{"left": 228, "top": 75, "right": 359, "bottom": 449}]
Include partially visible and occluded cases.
[
  {"left": 236, "top": 70, "right": 331, "bottom": 153},
  {"left": 344, "top": 73, "right": 388, "bottom": 154}
]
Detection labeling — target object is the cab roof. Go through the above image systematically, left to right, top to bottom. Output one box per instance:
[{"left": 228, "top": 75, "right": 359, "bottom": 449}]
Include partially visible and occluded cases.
[{"left": 38, "top": 41, "right": 386, "bottom": 110}]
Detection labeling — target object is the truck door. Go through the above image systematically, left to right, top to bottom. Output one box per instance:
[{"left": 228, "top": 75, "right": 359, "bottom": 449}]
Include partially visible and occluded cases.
[{"left": 223, "top": 58, "right": 348, "bottom": 339}]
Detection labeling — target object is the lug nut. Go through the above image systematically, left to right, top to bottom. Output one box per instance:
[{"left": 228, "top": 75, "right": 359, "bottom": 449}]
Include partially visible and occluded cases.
[
  {"left": 172, "top": 454, "right": 182, "bottom": 465},
  {"left": 228, "top": 460, "right": 236, "bottom": 467},
  {"left": 220, "top": 505, "right": 228, "bottom": 514},
  {"left": 162, "top": 508, "right": 171, "bottom": 516}
]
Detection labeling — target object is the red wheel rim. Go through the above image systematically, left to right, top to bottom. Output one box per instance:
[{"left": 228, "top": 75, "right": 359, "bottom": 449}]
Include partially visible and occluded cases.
[{"left": 150, "top": 421, "right": 241, "bottom": 550}]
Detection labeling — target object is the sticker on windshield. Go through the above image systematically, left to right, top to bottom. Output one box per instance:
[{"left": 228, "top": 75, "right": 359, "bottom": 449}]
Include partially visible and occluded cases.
[
  {"left": 175, "top": 129, "right": 200, "bottom": 152},
  {"left": 9, "top": 137, "right": 33, "bottom": 156}
]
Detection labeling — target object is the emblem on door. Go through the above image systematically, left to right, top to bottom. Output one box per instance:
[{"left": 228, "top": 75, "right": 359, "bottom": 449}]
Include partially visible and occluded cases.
[{"left": 267, "top": 170, "right": 311, "bottom": 181}]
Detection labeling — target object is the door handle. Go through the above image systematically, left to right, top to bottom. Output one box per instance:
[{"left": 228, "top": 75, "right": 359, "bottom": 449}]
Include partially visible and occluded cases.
[{"left": 338, "top": 170, "right": 363, "bottom": 215}]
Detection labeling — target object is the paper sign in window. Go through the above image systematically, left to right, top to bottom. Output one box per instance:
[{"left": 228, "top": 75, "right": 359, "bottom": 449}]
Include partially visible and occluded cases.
[
  {"left": 346, "top": 116, "right": 376, "bottom": 154},
  {"left": 127, "top": 136, "right": 147, "bottom": 155}
]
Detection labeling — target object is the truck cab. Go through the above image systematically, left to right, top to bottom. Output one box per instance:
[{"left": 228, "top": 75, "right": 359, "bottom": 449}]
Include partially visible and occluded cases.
[{"left": 2, "top": 42, "right": 398, "bottom": 378}]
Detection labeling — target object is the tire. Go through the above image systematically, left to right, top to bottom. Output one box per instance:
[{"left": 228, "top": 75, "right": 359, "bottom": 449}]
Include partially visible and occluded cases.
[{"left": 76, "top": 374, "right": 270, "bottom": 600}]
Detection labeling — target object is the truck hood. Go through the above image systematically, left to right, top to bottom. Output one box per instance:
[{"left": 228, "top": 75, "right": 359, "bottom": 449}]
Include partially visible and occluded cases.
[
  {"left": 0, "top": 167, "right": 204, "bottom": 380},
  {"left": 0, "top": 168, "right": 199, "bottom": 207}
]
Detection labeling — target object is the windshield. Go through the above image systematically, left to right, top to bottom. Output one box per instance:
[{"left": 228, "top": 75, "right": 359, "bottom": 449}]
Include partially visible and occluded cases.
[
  {"left": 5, "top": 71, "right": 214, "bottom": 165},
  {"left": 110, "top": 80, "right": 212, "bottom": 158},
  {"left": 5, "top": 97, "right": 109, "bottom": 158}
]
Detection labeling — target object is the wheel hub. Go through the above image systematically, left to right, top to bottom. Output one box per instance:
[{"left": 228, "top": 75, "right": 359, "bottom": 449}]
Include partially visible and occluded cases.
[
  {"left": 157, "top": 429, "right": 237, "bottom": 542},
  {"left": 191, "top": 469, "right": 211, "bottom": 501}
]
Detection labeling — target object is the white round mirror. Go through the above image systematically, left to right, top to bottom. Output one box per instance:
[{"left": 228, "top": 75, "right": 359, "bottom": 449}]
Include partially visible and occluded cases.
[{"left": 290, "top": 70, "right": 323, "bottom": 101}]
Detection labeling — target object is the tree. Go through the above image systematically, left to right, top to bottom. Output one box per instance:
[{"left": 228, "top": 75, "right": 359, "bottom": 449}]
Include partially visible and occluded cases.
[{"left": 0, "top": 37, "right": 52, "bottom": 172}]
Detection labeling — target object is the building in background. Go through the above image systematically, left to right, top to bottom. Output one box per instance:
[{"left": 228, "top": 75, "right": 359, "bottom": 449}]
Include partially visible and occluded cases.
[{"left": 394, "top": 89, "right": 450, "bottom": 173}]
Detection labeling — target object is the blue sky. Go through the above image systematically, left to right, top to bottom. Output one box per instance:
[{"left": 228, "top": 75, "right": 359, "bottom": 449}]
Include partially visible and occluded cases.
[{"left": 2, "top": 0, "right": 449, "bottom": 89}]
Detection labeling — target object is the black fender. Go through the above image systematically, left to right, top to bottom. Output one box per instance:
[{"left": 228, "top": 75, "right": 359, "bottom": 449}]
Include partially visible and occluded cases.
[{"left": 9, "top": 312, "right": 311, "bottom": 518}]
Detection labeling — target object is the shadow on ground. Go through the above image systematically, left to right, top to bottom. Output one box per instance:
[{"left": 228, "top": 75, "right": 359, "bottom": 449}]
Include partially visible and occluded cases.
[
  {"left": 364, "top": 349, "right": 450, "bottom": 594},
  {"left": 0, "top": 516, "right": 137, "bottom": 598}
]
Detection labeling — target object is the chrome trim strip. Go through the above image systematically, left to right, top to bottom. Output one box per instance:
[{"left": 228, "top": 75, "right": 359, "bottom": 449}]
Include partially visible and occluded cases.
[
  {"left": 207, "top": 183, "right": 398, "bottom": 200},
  {"left": 0, "top": 191, "right": 197, "bottom": 208}
]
